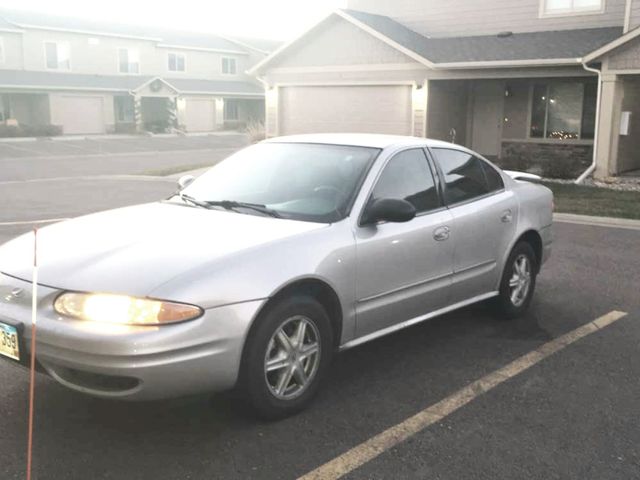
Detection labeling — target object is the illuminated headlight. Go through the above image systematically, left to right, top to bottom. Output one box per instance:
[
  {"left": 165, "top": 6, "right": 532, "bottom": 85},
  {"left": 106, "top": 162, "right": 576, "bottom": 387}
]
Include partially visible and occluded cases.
[{"left": 54, "top": 292, "right": 203, "bottom": 325}]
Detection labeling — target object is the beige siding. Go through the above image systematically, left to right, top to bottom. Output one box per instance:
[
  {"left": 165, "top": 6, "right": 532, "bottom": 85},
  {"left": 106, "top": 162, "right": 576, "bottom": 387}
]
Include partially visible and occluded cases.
[
  {"left": 347, "top": 0, "right": 626, "bottom": 37},
  {"left": 630, "top": 0, "right": 640, "bottom": 30},
  {"left": 267, "top": 16, "right": 414, "bottom": 70},
  {"left": 17, "top": 29, "right": 252, "bottom": 81},
  {"left": 0, "top": 33, "right": 24, "bottom": 70},
  {"left": 607, "top": 36, "right": 640, "bottom": 69},
  {"left": 427, "top": 80, "right": 470, "bottom": 145},
  {"left": 278, "top": 85, "right": 412, "bottom": 135}
]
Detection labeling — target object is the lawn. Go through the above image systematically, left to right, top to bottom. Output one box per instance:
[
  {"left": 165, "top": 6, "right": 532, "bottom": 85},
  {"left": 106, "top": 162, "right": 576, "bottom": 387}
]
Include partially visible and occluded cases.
[{"left": 542, "top": 182, "right": 640, "bottom": 220}]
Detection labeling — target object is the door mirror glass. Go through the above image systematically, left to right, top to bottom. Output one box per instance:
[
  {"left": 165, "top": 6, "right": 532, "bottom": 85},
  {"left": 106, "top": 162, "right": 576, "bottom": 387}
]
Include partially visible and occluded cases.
[
  {"left": 177, "top": 175, "right": 195, "bottom": 190},
  {"left": 362, "top": 198, "right": 416, "bottom": 225}
]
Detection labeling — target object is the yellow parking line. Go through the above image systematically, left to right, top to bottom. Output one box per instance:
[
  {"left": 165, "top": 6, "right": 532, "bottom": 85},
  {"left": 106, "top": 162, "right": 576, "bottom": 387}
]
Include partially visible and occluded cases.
[{"left": 299, "top": 310, "right": 628, "bottom": 480}]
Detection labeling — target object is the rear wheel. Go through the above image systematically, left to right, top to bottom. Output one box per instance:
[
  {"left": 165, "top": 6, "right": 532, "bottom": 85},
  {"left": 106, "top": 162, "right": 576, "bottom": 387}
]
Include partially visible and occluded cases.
[
  {"left": 496, "top": 242, "right": 537, "bottom": 318},
  {"left": 242, "top": 296, "right": 333, "bottom": 419}
]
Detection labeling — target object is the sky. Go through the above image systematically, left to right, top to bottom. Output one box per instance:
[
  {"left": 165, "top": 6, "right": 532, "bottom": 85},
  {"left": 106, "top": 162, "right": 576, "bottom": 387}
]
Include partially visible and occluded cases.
[{"left": 0, "top": 0, "right": 347, "bottom": 40}]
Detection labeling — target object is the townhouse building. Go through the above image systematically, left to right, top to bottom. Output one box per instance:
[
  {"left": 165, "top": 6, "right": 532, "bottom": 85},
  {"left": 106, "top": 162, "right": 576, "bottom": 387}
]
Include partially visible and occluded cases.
[{"left": 0, "top": 10, "right": 276, "bottom": 136}]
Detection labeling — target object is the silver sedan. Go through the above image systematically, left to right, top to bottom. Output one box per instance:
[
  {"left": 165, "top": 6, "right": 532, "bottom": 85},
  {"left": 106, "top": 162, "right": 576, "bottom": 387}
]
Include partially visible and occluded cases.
[{"left": 0, "top": 134, "right": 552, "bottom": 418}]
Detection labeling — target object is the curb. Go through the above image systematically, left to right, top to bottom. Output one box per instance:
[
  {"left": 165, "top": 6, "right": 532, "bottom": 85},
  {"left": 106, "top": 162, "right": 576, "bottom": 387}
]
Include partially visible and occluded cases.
[{"left": 554, "top": 213, "right": 640, "bottom": 231}]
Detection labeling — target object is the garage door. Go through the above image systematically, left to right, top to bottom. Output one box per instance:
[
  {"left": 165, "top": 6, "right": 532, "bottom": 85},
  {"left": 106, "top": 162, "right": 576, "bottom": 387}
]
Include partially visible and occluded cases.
[
  {"left": 279, "top": 85, "right": 412, "bottom": 135},
  {"left": 55, "top": 95, "right": 105, "bottom": 135},
  {"left": 184, "top": 98, "right": 216, "bottom": 132}
]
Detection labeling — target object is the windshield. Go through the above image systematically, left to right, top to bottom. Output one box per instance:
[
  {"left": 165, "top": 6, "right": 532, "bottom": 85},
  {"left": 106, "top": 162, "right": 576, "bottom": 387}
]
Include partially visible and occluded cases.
[{"left": 180, "top": 142, "right": 380, "bottom": 223}]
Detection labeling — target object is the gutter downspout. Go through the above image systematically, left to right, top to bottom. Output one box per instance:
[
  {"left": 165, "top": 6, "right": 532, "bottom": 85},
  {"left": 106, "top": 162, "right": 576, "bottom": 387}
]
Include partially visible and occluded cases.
[{"left": 575, "top": 60, "right": 602, "bottom": 184}]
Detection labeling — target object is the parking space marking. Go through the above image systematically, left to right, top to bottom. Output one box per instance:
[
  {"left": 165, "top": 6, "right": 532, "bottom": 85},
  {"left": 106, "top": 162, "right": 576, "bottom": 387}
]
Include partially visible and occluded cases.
[
  {"left": 0, "top": 218, "right": 70, "bottom": 226},
  {"left": 299, "top": 310, "right": 628, "bottom": 480}
]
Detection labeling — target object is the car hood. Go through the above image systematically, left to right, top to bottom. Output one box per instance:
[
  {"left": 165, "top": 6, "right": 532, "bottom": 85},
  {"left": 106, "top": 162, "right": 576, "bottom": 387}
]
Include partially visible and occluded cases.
[{"left": 0, "top": 202, "right": 326, "bottom": 297}]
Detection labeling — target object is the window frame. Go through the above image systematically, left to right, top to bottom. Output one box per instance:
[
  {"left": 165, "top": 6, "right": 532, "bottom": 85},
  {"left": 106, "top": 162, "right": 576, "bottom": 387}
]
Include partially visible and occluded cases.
[
  {"left": 539, "top": 0, "right": 605, "bottom": 17},
  {"left": 0, "top": 38, "right": 5, "bottom": 64},
  {"left": 44, "top": 41, "right": 71, "bottom": 71},
  {"left": 118, "top": 48, "right": 140, "bottom": 74},
  {"left": 167, "top": 52, "right": 186, "bottom": 73},
  {"left": 221, "top": 56, "right": 237, "bottom": 75},
  {"left": 527, "top": 81, "right": 594, "bottom": 141},
  {"left": 358, "top": 147, "right": 445, "bottom": 226},
  {"left": 427, "top": 147, "right": 505, "bottom": 209}
]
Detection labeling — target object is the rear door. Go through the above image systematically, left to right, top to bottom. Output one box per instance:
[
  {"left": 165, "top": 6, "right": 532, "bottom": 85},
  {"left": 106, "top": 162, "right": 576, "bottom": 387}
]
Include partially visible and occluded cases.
[
  {"left": 355, "top": 148, "right": 454, "bottom": 338},
  {"left": 430, "top": 148, "right": 517, "bottom": 303}
]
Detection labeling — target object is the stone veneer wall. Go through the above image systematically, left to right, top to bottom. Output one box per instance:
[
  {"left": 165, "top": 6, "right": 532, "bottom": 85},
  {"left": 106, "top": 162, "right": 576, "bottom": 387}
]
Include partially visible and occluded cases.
[{"left": 497, "top": 141, "right": 593, "bottom": 179}]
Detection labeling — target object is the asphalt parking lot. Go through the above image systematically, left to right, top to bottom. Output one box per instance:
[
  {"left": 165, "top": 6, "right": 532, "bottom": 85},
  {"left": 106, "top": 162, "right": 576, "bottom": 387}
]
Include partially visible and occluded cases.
[{"left": 0, "top": 138, "right": 639, "bottom": 479}]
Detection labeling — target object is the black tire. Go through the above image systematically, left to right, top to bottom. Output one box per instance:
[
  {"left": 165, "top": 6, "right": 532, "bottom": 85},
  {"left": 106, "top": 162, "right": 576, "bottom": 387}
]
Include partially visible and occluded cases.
[
  {"left": 495, "top": 241, "right": 538, "bottom": 319},
  {"left": 241, "top": 295, "right": 333, "bottom": 419}
]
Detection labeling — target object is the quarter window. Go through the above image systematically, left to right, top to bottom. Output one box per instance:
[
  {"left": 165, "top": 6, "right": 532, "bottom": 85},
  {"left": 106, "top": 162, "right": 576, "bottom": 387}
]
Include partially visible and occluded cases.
[
  {"left": 45, "top": 41, "right": 71, "bottom": 70},
  {"left": 118, "top": 48, "right": 139, "bottom": 74},
  {"left": 168, "top": 52, "right": 186, "bottom": 72},
  {"left": 222, "top": 57, "right": 237, "bottom": 75},
  {"left": 369, "top": 149, "right": 440, "bottom": 214},
  {"left": 432, "top": 149, "right": 493, "bottom": 205}
]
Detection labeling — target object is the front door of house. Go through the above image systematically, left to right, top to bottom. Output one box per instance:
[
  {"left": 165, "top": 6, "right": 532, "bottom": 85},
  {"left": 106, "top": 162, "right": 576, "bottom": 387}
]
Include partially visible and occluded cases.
[{"left": 471, "top": 81, "right": 504, "bottom": 158}]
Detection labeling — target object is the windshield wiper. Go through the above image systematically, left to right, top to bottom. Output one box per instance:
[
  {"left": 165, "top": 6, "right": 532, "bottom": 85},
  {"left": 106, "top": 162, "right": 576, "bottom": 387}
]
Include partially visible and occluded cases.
[
  {"left": 178, "top": 193, "right": 212, "bottom": 209},
  {"left": 205, "top": 200, "right": 282, "bottom": 218}
]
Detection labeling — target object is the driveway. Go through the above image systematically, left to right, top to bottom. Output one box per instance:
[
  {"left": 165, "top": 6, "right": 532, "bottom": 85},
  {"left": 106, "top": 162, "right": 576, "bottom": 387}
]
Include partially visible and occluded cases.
[{"left": 0, "top": 148, "right": 639, "bottom": 479}]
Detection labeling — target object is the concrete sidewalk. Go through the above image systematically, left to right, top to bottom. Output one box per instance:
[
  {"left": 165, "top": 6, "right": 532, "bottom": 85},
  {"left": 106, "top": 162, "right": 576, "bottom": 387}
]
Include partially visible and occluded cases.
[{"left": 554, "top": 212, "right": 640, "bottom": 230}]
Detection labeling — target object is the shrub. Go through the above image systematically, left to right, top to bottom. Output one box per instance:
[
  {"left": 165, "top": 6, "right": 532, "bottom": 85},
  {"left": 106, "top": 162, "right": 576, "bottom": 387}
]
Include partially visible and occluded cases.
[
  {"left": 245, "top": 119, "right": 265, "bottom": 143},
  {"left": 0, "top": 124, "right": 63, "bottom": 138}
]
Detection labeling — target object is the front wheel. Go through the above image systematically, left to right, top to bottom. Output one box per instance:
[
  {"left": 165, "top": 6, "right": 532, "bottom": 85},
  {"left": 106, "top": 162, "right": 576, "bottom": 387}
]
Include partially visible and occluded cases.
[
  {"left": 495, "top": 242, "right": 537, "bottom": 319},
  {"left": 242, "top": 296, "right": 333, "bottom": 419}
]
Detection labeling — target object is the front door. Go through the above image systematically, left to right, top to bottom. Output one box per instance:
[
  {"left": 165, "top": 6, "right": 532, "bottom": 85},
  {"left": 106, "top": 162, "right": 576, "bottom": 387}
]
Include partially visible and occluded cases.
[
  {"left": 471, "top": 81, "right": 504, "bottom": 158},
  {"left": 355, "top": 148, "right": 454, "bottom": 338}
]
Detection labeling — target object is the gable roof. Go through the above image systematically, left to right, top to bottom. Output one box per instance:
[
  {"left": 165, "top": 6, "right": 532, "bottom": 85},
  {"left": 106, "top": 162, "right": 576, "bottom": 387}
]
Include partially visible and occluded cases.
[
  {"left": 0, "top": 8, "right": 279, "bottom": 54},
  {"left": 251, "top": 8, "right": 624, "bottom": 73},
  {"left": 344, "top": 9, "right": 622, "bottom": 66},
  {"left": 582, "top": 24, "right": 640, "bottom": 62},
  {"left": 0, "top": 70, "right": 264, "bottom": 96}
]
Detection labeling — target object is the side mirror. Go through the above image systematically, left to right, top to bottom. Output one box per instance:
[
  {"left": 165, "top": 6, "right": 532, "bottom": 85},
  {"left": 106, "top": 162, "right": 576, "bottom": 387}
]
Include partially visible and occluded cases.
[
  {"left": 177, "top": 175, "right": 195, "bottom": 190},
  {"left": 361, "top": 198, "right": 416, "bottom": 225}
]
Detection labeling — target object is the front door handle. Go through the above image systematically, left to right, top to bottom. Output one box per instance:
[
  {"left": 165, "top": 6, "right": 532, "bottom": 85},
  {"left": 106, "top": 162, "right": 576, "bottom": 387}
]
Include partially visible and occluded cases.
[
  {"left": 500, "top": 209, "right": 513, "bottom": 223},
  {"left": 433, "top": 226, "right": 450, "bottom": 241}
]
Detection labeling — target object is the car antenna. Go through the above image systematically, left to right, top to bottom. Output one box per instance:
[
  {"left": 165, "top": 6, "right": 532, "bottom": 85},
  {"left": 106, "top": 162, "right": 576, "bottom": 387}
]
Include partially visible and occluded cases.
[{"left": 26, "top": 228, "right": 38, "bottom": 480}]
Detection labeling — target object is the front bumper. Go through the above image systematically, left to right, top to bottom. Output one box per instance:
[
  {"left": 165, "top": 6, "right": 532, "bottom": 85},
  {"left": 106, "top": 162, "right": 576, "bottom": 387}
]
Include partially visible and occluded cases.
[{"left": 0, "top": 273, "right": 265, "bottom": 400}]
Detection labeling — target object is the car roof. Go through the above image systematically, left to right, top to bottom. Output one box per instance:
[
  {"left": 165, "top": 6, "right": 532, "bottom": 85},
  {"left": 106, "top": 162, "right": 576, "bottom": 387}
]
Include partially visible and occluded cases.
[{"left": 263, "top": 133, "right": 460, "bottom": 150}]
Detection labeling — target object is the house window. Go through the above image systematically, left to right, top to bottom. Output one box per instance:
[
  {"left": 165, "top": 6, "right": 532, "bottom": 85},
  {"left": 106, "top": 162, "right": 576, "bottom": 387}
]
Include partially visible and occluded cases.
[
  {"left": 542, "top": 0, "right": 603, "bottom": 15},
  {"left": 88, "top": 37, "right": 100, "bottom": 45},
  {"left": 0, "top": 38, "right": 5, "bottom": 64},
  {"left": 45, "top": 41, "right": 71, "bottom": 70},
  {"left": 118, "top": 48, "right": 140, "bottom": 74},
  {"left": 168, "top": 52, "right": 186, "bottom": 72},
  {"left": 222, "top": 57, "right": 237, "bottom": 75},
  {"left": 530, "top": 82, "right": 597, "bottom": 140},
  {"left": 114, "top": 96, "right": 135, "bottom": 123},
  {"left": 224, "top": 99, "right": 239, "bottom": 120}
]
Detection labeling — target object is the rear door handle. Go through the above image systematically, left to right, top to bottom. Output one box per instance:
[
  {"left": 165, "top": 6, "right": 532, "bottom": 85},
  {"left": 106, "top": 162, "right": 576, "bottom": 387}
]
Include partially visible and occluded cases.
[
  {"left": 500, "top": 209, "right": 513, "bottom": 223},
  {"left": 433, "top": 226, "right": 450, "bottom": 241}
]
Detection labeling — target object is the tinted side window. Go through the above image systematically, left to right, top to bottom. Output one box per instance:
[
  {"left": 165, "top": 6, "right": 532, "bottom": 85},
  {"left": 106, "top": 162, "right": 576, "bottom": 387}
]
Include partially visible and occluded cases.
[
  {"left": 432, "top": 148, "right": 490, "bottom": 204},
  {"left": 370, "top": 149, "right": 439, "bottom": 213},
  {"left": 480, "top": 160, "right": 504, "bottom": 192}
]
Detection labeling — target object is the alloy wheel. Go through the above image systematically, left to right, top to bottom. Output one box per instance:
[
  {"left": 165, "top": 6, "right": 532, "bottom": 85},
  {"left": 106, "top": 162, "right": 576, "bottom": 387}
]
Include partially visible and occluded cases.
[
  {"left": 509, "top": 254, "right": 532, "bottom": 307},
  {"left": 264, "top": 315, "right": 321, "bottom": 400}
]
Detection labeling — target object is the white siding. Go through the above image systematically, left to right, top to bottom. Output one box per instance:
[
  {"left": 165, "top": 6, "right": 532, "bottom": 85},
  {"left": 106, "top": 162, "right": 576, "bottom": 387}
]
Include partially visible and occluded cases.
[
  {"left": 347, "top": 0, "right": 626, "bottom": 37},
  {"left": 0, "top": 33, "right": 24, "bottom": 69},
  {"left": 279, "top": 85, "right": 412, "bottom": 135}
]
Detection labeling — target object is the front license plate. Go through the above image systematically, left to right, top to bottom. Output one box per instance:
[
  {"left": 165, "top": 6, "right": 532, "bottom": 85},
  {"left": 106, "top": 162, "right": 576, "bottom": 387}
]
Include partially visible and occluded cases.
[{"left": 0, "top": 322, "right": 20, "bottom": 361}]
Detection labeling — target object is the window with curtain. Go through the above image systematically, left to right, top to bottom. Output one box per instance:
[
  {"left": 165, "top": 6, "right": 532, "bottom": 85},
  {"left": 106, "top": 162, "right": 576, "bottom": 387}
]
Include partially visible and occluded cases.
[{"left": 118, "top": 48, "right": 139, "bottom": 74}]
